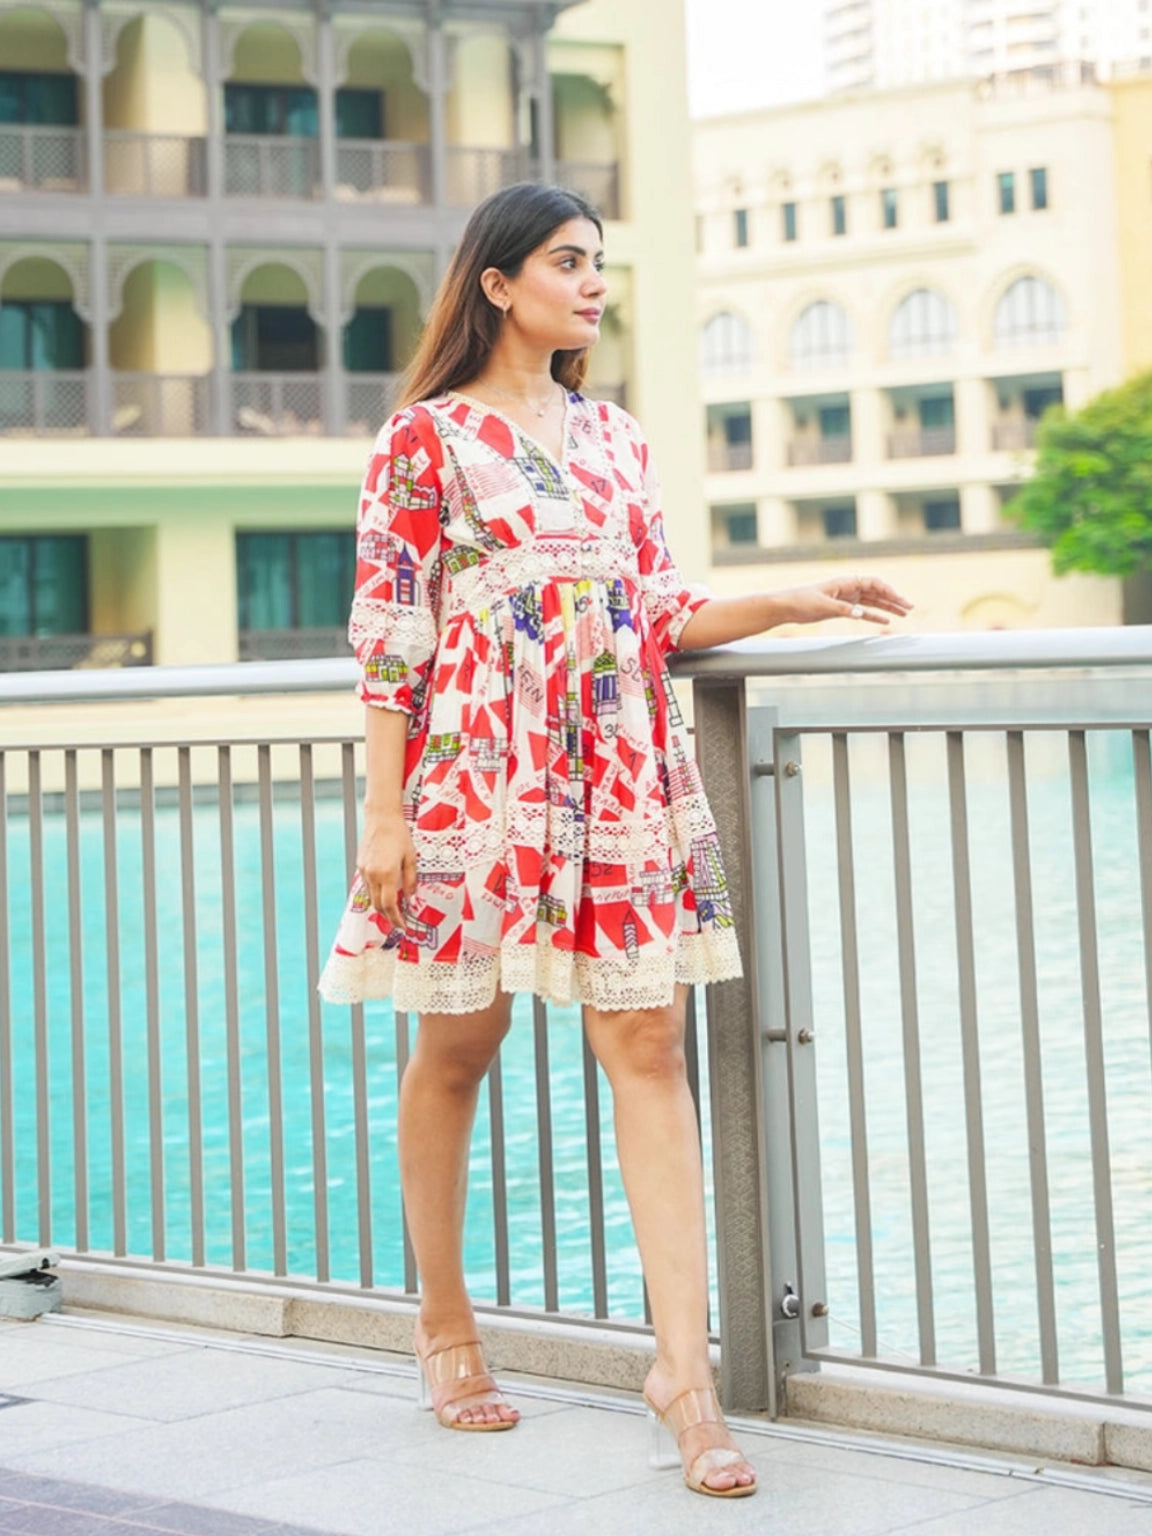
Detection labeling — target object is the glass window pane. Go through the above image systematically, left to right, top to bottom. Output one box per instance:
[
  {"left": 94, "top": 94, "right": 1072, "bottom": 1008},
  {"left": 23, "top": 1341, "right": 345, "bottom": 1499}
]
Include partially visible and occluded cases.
[
  {"left": 0, "top": 73, "right": 25, "bottom": 124},
  {"left": 30, "top": 73, "right": 78, "bottom": 125},
  {"left": 336, "top": 87, "right": 383, "bottom": 139},
  {"left": 285, "top": 88, "right": 318, "bottom": 137},
  {"left": 1031, "top": 167, "right": 1049, "bottom": 210},
  {"left": 998, "top": 171, "right": 1016, "bottom": 214},
  {"left": 934, "top": 180, "right": 950, "bottom": 222},
  {"left": 882, "top": 188, "right": 898, "bottom": 229},
  {"left": 782, "top": 202, "right": 797, "bottom": 241},
  {"left": 0, "top": 304, "right": 28, "bottom": 369},
  {"left": 344, "top": 308, "right": 393, "bottom": 373},
  {"left": 919, "top": 396, "right": 955, "bottom": 430},
  {"left": 820, "top": 404, "right": 850, "bottom": 438},
  {"left": 823, "top": 504, "right": 857, "bottom": 539},
  {"left": 297, "top": 532, "right": 354, "bottom": 627},
  {"left": 238, "top": 533, "right": 293, "bottom": 630},
  {"left": 31, "top": 536, "right": 86, "bottom": 635},
  {"left": 0, "top": 539, "right": 31, "bottom": 636}
]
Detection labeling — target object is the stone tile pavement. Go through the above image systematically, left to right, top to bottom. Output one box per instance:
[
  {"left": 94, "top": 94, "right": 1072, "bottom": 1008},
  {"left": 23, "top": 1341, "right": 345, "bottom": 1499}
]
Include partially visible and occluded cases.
[{"left": 1, "top": 1314, "right": 1151, "bottom": 1535}]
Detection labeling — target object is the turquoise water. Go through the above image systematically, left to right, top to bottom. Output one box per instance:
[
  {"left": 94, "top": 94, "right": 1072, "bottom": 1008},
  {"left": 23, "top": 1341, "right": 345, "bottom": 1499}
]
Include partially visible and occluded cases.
[{"left": 3, "top": 730, "right": 1150, "bottom": 1396}]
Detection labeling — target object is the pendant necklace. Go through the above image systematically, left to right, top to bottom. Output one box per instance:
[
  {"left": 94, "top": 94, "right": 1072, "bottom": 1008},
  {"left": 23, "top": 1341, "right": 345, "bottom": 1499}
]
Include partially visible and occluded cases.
[{"left": 484, "top": 380, "right": 559, "bottom": 419}]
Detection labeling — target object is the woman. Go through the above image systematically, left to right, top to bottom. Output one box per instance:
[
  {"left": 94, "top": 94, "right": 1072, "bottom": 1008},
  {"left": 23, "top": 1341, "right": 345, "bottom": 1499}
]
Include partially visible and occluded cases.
[{"left": 319, "top": 183, "right": 910, "bottom": 1499}]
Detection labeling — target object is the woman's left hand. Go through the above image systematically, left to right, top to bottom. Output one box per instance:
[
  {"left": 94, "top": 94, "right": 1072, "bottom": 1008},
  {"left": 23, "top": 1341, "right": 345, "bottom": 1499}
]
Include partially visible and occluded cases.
[{"left": 783, "top": 575, "right": 913, "bottom": 629}]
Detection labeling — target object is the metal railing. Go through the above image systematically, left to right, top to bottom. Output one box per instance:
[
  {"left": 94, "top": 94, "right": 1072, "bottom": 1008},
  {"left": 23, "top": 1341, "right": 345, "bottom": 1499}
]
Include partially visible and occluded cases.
[
  {"left": 0, "top": 124, "right": 85, "bottom": 192},
  {"left": 104, "top": 132, "right": 207, "bottom": 197},
  {"left": 224, "top": 135, "right": 320, "bottom": 199},
  {"left": 334, "top": 139, "right": 430, "bottom": 204},
  {"left": 446, "top": 146, "right": 537, "bottom": 206},
  {"left": 555, "top": 159, "right": 621, "bottom": 220},
  {"left": 0, "top": 371, "right": 90, "bottom": 435},
  {"left": 231, "top": 373, "right": 324, "bottom": 436},
  {"left": 112, "top": 374, "right": 211, "bottom": 437},
  {"left": 345, "top": 374, "right": 402, "bottom": 437},
  {"left": 992, "top": 418, "right": 1041, "bottom": 451},
  {"left": 887, "top": 425, "right": 957, "bottom": 458},
  {"left": 787, "top": 435, "right": 853, "bottom": 466},
  {"left": 708, "top": 440, "right": 754, "bottom": 472},
  {"left": 238, "top": 628, "right": 352, "bottom": 662},
  {"left": 2, "top": 631, "right": 1152, "bottom": 1419},
  {"left": 0, "top": 633, "right": 152, "bottom": 673}
]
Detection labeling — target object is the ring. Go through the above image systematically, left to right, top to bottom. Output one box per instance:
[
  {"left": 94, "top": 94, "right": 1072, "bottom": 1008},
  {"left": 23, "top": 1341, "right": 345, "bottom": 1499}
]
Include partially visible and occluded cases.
[{"left": 850, "top": 604, "right": 864, "bottom": 619}]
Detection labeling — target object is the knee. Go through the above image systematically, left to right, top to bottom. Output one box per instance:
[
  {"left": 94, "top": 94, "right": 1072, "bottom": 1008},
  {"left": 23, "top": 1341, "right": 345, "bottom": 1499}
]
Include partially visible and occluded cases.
[{"left": 600, "top": 1012, "right": 687, "bottom": 1086}]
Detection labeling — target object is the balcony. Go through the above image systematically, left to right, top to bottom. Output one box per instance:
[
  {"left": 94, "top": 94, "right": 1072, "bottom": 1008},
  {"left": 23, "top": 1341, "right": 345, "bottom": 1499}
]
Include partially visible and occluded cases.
[
  {"left": 0, "top": 123, "right": 85, "bottom": 192},
  {"left": 103, "top": 131, "right": 207, "bottom": 197},
  {"left": 224, "top": 135, "right": 321, "bottom": 199},
  {"left": 334, "top": 139, "right": 431, "bottom": 204},
  {"left": 446, "top": 146, "right": 537, "bottom": 205},
  {"left": 555, "top": 158, "right": 620, "bottom": 220},
  {"left": 0, "top": 371, "right": 90, "bottom": 435},
  {"left": 231, "top": 373, "right": 324, "bottom": 436},
  {"left": 345, "top": 373, "right": 402, "bottom": 436},
  {"left": 111, "top": 374, "right": 212, "bottom": 437},
  {"left": 992, "top": 418, "right": 1040, "bottom": 451},
  {"left": 887, "top": 425, "right": 957, "bottom": 458},
  {"left": 787, "top": 435, "right": 852, "bottom": 466},
  {"left": 709, "top": 440, "right": 754, "bottom": 472},
  {"left": 238, "top": 626, "right": 351, "bottom": 661},
  {"left": 0, "top": 631, "right": 151, "bottom": 671}
]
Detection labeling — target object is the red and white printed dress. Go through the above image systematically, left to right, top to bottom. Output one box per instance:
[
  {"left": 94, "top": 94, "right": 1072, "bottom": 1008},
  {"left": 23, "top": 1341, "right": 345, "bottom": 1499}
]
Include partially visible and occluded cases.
[{"left": 317, "top": 391, "right": 743, "bottom": 1015}]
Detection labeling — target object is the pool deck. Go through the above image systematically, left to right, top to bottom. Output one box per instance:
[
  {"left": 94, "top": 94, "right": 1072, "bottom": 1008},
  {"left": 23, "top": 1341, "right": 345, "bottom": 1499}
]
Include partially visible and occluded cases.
[{"left": 2, "top": 1313, "right": 1152, "bottom": 1535}]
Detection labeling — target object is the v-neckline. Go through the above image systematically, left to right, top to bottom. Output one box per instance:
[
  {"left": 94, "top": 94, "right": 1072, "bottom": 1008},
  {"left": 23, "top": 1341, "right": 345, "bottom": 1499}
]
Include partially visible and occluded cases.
[{"left": 446, "top": 388, "right": 574, "bottom": 475}]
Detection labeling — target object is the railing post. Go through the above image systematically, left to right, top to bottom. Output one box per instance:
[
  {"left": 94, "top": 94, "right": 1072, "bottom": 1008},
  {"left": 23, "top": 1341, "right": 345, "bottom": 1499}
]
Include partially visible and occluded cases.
[
  {"left": 83, "top": 0, "right": 110, "bottom": 436},
  {"left": 427, "top": 2, "right": 448, "bottom": 208},
  {"left": 693, "top": 676, "right": 775, "bottom": 1414}
]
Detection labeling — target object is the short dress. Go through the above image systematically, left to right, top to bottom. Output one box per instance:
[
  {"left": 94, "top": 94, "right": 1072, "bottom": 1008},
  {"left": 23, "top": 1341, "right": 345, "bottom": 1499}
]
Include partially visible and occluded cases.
[{"left": 317, "top": 391, "right": 743, "bottom": 1016}]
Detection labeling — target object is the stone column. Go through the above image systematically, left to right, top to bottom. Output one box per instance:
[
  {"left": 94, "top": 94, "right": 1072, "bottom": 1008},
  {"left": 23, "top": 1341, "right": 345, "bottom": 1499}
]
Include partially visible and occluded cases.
[
  {"left": 84, "top": 0, "right": 110, "bottom": 435},
  {"left": 203, "top": 3, "right": 231, "bottom": 436},
  {"left": 427, "top": 3, "right": 448, "bottom": 207},
  {"left": 317, "top": 9, "right": 344, "bottom": 435},
  {"left": 532, "top": 23, "right": 555, "bottom": 184},
  {"left": 954, "top": 373, "right": 990, "bottom": 459},
  {"left": 961, "top": 482, "right": 1000, "bottom": 535},
  {"left": 857, "top": 488, "right": 895, "bottom": 541}
]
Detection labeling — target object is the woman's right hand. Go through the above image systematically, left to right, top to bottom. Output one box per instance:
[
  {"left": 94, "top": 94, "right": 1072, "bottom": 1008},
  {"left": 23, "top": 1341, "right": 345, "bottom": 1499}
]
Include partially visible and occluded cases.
[{"left": 356, "top": 809, "right": 417, "bottom": 930}]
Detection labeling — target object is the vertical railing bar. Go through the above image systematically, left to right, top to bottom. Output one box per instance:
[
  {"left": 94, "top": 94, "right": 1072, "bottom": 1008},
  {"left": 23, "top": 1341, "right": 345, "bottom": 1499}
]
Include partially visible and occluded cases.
[
  {"left": 946, "top": 730, "right": 996, "bottom": 1376},
  {"left": 1067, "top": 730, "right": 1124, "bottom": 1395},
  {"left": 1006, "top": 731, "right": 1059, "bottom": 1385},
  {"left": 1133, "top": 731, "right": 1152, "bottom": 1104},
  {"left": 832, "top": 732, "right": 877, "bottom": 1357},
  {"left": 888, "top": 732, "right": 935, "bottom": 1366},
  {"left": 341, "top": 741, "right": 373, "bottom": 1288},
  {"left": 257, "top": 742, "right": 287, "bottom": 1276},
  {"left": 299, "top": 743, "right": 330, "bottom": 1283},
  {"left": 217, "top": 745, "right": 246, "bottom": 1273},
  {"left": 177, "top": 746, "right": 205, "bottom": 1268},
  {"left": 139, "top": 748, "right": 165, "bottom": 1261},
  {"left": 64, "top": 749, "right": 88, "bottom": 1253},
  {"left": 101, "top": 749, "right": 127, "bottom": 1255},
  {"left": 29, "top": 751, "right": 51, "bottom": 1247},
  {"left": 0, "top": 752, "right": 12, "bottom": 1244},
  {"left": 683, "top": 986, "right": 705, "bottom": 1333},
  {"left": 532, "top": 997, "right": 559, "bottom": 1314},
  {"left": 395, "top": 1009, "right": 418, "bottom": 1294},
  {"left": 581, "top": 1032, "right": 609, "bottom": 1319},
  {"left": 487, "top": 1050, "right": 511, "bottom": 1307}
]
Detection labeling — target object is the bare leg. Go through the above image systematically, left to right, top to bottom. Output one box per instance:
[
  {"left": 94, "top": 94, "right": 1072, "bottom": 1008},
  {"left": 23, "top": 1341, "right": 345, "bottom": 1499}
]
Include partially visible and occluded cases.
[
  {"left": 584, "top": 985, "right": 755, "bottom": 1493},
  {"left": 399, "top": 991, "right": 518, "bottom": 1426}
]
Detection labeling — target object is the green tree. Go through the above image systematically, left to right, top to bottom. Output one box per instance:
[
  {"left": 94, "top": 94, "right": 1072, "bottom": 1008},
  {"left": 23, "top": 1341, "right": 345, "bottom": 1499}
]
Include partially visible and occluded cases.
[{"left": 1008, "top": 370, "right": 1152, "bottom": 577}]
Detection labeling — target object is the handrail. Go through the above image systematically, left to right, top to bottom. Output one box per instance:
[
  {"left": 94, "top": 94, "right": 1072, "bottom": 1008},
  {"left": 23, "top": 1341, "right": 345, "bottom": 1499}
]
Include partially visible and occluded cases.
[{"left": 3, "top": 628, "right": 1152, "bottom": 707}]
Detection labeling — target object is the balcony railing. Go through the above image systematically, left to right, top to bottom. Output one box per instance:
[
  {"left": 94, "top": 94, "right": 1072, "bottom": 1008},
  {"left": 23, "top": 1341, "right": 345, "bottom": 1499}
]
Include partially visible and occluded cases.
[
  {"left": 0, "top": 123, "right": 85, "bottom": 192},
  {"left": 104, "top": 131, "right": 207, "bottom": 197},
  {"left": 224, "top": 134, "right": 320, "bottom": 199},
  {"left": 334, "top": 139, "right": 431, "bottom": 204},
  {"left": 446, "top": 145, "right": 537, "bottom": 205},
  {"left": 555, "top": 158, "right": 621, "bottom": 220},
  {"left": 0, "top": 370, "right": 90, "bottom": 434},
  {"left": 231, "top": 373, "right": 324, "bottom": 436},
  {"left": 346, "top": 373, "right": 402, "bottom": 436},
  {"left": 112, "top": 374, "right": 212, "bottom": 437},
  {"left": 589, "top": 381, "right": 628, "bottom": 408},
  {"left": 992, "top": 418, "right": 1041, "bottom": 451},
  {"left": 887, "top": 425, "right": 957, "bottom": 458},
  {"left": 787, "top": 435, "right": 853, "bottom": 466},
  {"left": 709, "top": 440, "right": 754, "bottom": 472},
  {"left": 238, "top": 627, "right": 352, "bottom": 661},
  {"left": 3, "top": 631, "right": 1152, "bottom": 1424},
  {"left": 0, "top": 632, "right": 152, "bottom": 672}
]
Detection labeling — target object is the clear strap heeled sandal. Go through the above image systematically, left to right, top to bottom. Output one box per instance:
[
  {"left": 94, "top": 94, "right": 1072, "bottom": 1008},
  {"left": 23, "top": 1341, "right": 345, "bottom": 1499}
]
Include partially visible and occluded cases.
[
  {"left": 416, "top": 1340, "right": 518, "bottom": 1432},
  {"left": 645, "top": 1386, "right": 757, "bottom": 1498}
]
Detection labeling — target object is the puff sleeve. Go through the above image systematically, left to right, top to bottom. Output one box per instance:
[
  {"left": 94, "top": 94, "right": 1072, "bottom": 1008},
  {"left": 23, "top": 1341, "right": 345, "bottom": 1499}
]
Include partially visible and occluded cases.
[
  {"left": 348, "top": 407, "right": 444, "bottom": 716},
  {"left": 632, "top": 425, "right": 712, "bottom": 656}
]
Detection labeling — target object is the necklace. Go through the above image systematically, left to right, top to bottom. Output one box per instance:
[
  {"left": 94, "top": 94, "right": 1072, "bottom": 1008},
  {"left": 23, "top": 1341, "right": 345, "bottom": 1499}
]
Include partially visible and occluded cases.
[{"left": 481, "top": 380, "right": 561, "bottom": 419}]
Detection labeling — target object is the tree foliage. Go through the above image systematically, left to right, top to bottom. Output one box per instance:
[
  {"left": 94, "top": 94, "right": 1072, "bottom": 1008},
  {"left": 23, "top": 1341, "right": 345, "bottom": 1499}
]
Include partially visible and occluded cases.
[{"left": 1008, "top": 370, "right": 1152, "bottom": 578}]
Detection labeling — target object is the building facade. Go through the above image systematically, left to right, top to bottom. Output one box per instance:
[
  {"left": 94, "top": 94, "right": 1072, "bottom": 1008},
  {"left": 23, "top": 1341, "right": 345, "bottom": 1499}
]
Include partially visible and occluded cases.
[
  {"left": 0, "top": 0, "right": 706, "bottom": 671},
  {"left": 826, "top": 0, "right": 1152, "bottom": 97},
  {"left": 1110, "top": 69, "right": 1152, "bottom": 379},
  {"left": 694, "top": 70, "right": 1130, "bottom": 630}
]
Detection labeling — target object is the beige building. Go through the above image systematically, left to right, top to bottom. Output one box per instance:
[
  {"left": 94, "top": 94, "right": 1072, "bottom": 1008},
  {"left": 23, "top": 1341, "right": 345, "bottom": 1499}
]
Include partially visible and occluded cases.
[
  {"left": 0, "top": 0, "right": 705, "bottom": 673},
  {"left": 693, "top": 68, "right": 1133, "bottom": 631},
  {"left": 1110, "top": 68, "right": 1152, "bottom": 379}
]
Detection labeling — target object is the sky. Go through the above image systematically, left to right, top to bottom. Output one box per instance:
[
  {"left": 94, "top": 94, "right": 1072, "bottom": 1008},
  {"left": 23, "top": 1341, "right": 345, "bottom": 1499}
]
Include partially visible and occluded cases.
[{"left": 683, "top": 0, "right": 825, "bottom": 118}]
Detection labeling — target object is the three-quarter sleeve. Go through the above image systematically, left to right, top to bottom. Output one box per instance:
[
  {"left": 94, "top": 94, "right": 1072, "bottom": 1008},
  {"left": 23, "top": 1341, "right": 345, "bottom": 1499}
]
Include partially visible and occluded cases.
[
  {"left": 348, "top": 407, "right": 444, "bottom": 716},
  {"left": 632, "top": 424, "right": 711, "bottom": 656}
]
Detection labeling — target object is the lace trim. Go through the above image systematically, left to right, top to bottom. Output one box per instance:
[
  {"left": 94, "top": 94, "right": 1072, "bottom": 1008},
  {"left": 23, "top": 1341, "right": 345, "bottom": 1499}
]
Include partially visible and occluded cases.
[
  {"left": 442, "top": 540, "right": 639, "bottom": 617},
  {"left": 349, "top": 599, "right": 438, "bottom": 653},
  {"left": 317, "top": 927, "right": 743, "bottom": 1015}
]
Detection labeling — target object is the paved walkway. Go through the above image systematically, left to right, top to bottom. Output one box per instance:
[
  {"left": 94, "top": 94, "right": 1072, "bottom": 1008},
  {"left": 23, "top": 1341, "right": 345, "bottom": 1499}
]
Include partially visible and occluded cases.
[{"left": 2, "top": 1314, "right": 1152, "bottom": 1535}]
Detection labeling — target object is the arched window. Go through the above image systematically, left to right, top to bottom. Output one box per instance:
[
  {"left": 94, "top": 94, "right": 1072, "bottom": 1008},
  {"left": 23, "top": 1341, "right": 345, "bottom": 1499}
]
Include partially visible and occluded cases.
[
  {"left": 994, "top": 276, "right": 1066, "bottom": 349},
  {"left": 890, "top": 289, "right": 958, "bottom": 360},
  {"left": 790, "top": 301, "right": 853, "bottom": 370},
  {"left": 700, "top": 311, "right": 755, "bottom": 375}
]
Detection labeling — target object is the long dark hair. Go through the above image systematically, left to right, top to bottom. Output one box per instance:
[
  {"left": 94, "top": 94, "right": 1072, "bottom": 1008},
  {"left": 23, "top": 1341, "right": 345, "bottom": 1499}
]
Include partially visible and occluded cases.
[{"left": 397, "top": 182, "right": 603, "bottom": 409}]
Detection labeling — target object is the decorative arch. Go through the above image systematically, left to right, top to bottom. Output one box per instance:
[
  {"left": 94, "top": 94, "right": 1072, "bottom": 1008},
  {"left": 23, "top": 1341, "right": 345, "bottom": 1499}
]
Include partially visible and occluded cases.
[
  {"left": 0, "top": 1, "right": 82, "bottom": 70},
  {"left": 101, "top": 2, "right": 201, "bottom": 76},
  {"left": 221, "top": 14, "right": 315, "bottom": 85},
  {"left": 333, "top": 17, "right": 428, "bottom": 93},
  {"left": 0, "top": 242, "right": 88, "bottom": 317},
  {"left": 107, "top": 245, "right": 209, "bottom": 324},
  {"left": 226, "top": 246, "right": 324, "bottom": 324},
  {"left": 339, "top": 249, "right": 434, "bottom": 324},
  {"left": 993, "top": 273, "right": 1067, "bottom": 349},
  {"left": 889, "top": 287, "right": 958, "bottom": 360},
  {"left": 790, "top": 300, "right": 853, "bottom": 370},
  {"left": 700, "top": 310, "right": 755, "bottom": 375}
]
